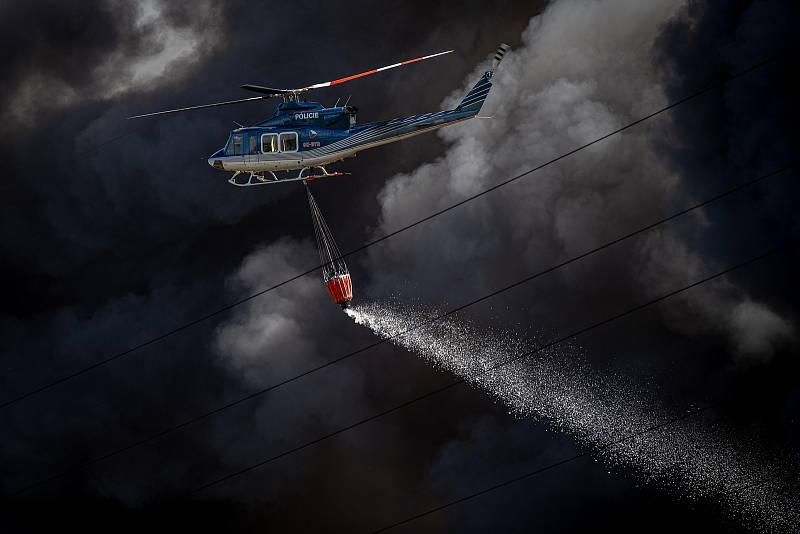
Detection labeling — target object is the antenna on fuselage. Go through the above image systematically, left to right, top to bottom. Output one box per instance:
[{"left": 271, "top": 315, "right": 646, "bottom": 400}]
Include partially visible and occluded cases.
[
  {"left": 343, "top": 95, "right": 352, "bottom": 107},
  {"left": 333, "top": 97, "right": 341, "bottom": 107},
  {"left": 232, "top": 121, "right": 244, "bottom": 128}
]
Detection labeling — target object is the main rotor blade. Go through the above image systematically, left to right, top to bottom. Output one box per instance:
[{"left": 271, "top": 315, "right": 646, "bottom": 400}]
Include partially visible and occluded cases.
[
  {"left": 248, "top": 49, "right": 452, "bottom": 95},
  {"left": 303, "top": 50, "right": 453, "bottom": 91},
  {"left": 239, "top": 51, "right": 453, "bottom": 97},
  {"left": 240, "top": 85, "right": 293, "bottom": 96},
  {"left": 127, "top": 95, "right": 270, "bottom": 120}
]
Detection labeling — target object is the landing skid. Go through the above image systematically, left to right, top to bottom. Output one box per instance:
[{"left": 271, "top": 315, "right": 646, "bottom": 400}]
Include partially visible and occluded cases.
[{"left": 228, "top": 166, "right": 348, "bottom": 187}]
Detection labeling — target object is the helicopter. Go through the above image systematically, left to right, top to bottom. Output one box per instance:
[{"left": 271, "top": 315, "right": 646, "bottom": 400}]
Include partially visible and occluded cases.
[{"left": 129, "top": 45, "right": 510, "bottom": 187}]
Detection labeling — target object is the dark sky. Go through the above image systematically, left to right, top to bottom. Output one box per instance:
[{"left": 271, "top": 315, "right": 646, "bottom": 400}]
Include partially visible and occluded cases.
[{"left": 1, "top": 0, "right": 798, "bottom": 532}]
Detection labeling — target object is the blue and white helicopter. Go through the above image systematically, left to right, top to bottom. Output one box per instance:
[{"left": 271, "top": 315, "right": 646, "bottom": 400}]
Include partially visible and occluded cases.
[{"left": 130, "top": 45, "right": 509, "bottom": 186}]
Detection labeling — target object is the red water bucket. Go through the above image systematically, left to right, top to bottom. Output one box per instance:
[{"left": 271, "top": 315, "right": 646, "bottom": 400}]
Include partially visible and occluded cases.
[{"left": 326, "top": 273, "right": 353, "bottom": 308}]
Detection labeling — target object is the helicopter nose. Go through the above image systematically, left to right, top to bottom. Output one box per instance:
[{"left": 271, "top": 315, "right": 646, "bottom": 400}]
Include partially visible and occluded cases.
[
  {"left": 208, "top": 148, "right": 226, "bottom": 170},
  {"left": 208, "top": 157, "right": 223, "bottom": 169}
]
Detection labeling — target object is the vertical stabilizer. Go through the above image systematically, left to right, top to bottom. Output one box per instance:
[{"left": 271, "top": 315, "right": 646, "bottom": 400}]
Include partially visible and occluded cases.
[{"left": 455, "top": 43, "right": 510, "bottom": 114}]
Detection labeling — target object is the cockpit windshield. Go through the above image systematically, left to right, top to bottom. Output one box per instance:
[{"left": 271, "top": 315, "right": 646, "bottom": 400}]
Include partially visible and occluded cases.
[{"left": 225, "top": 133, "right": 244, "bottom": 156}]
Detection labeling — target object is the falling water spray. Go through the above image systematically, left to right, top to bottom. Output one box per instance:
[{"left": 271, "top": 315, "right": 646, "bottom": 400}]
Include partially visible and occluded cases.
[{"left": 345, "top": 298, "right": 798, "bottom": 532}]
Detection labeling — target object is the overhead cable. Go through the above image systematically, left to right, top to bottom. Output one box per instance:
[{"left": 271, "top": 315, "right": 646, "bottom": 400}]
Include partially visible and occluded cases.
[
  {"left": 0, "top": 52, "right": 782, "bottom": 411},
  {"left": 12, "top": 167, "right": 788, "bottom": 496},
  {"left": 176, "top": 246, "right": 782, "bottom": 498}
]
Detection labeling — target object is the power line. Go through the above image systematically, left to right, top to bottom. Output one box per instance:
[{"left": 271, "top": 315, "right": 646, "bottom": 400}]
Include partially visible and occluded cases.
[
  {"left": 0, "top": 52, "right": 782, "bottom": 412},
  {"left": 11, "top": 167, "right": 788, "bottom": 496},
  {"left": 12, "top": 168, "right": 785, "bottom": 495},
  {"left": 177, "top": 246, "right": 781, "bottom": 499},
  {"left": 370, "top": 405, "right": 788, "bottom": 533},
  {"left": 371, "top": 405, "right": 713, "bottom": 533}
]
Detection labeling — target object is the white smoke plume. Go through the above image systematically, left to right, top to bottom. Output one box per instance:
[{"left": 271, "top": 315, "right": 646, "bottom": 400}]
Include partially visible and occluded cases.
[
  {"left": 364, "top": 0, "right": 793, "bottom": 362},
  {"left": 637, "top": 232, "right": 795, "bottom": 364},
  {"left": 212, "top": 238, "right": 374, "bottom": 474}
]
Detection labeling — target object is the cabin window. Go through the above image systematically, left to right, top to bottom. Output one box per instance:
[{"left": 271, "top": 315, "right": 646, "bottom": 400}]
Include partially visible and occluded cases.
[
  {"left": 280, "top": 132, "right": 298, "bottom": 152},
  {"left": 261, "top": 133, "right": 279, "bottom": 153},
  {"left": 226, "top": 134, "right": 243, "bottom": 156},
  {"left": 248, "top": 135, "right": 258, "bottom": 155}
]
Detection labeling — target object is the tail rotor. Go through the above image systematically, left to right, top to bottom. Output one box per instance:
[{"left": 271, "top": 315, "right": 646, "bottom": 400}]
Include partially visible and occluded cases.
[{"left": 492, "top": 43, "right": 511, "bottom": 71}]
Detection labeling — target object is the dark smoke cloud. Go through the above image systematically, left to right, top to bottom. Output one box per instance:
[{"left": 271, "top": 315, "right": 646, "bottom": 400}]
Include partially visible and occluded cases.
[
  {"left": 0, "top": 0, "right": 553, "bottom": 531},
  {"left": 2, "top": 0, "right": 797, "bottom": 532},
  {"left": 644, "top": 0, "right": 800, "bottom": 362}
]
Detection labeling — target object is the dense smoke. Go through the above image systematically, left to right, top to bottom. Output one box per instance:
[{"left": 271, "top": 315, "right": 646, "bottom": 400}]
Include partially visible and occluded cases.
[
  {"left": 2, "top": 0, "right": 797, "bottom": 531},
  {"left": 211, "top": 0, "right": 797, "bottom": 529},
  {"left": 363, "top": 0, "right": 793, "bottom": 364}
]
